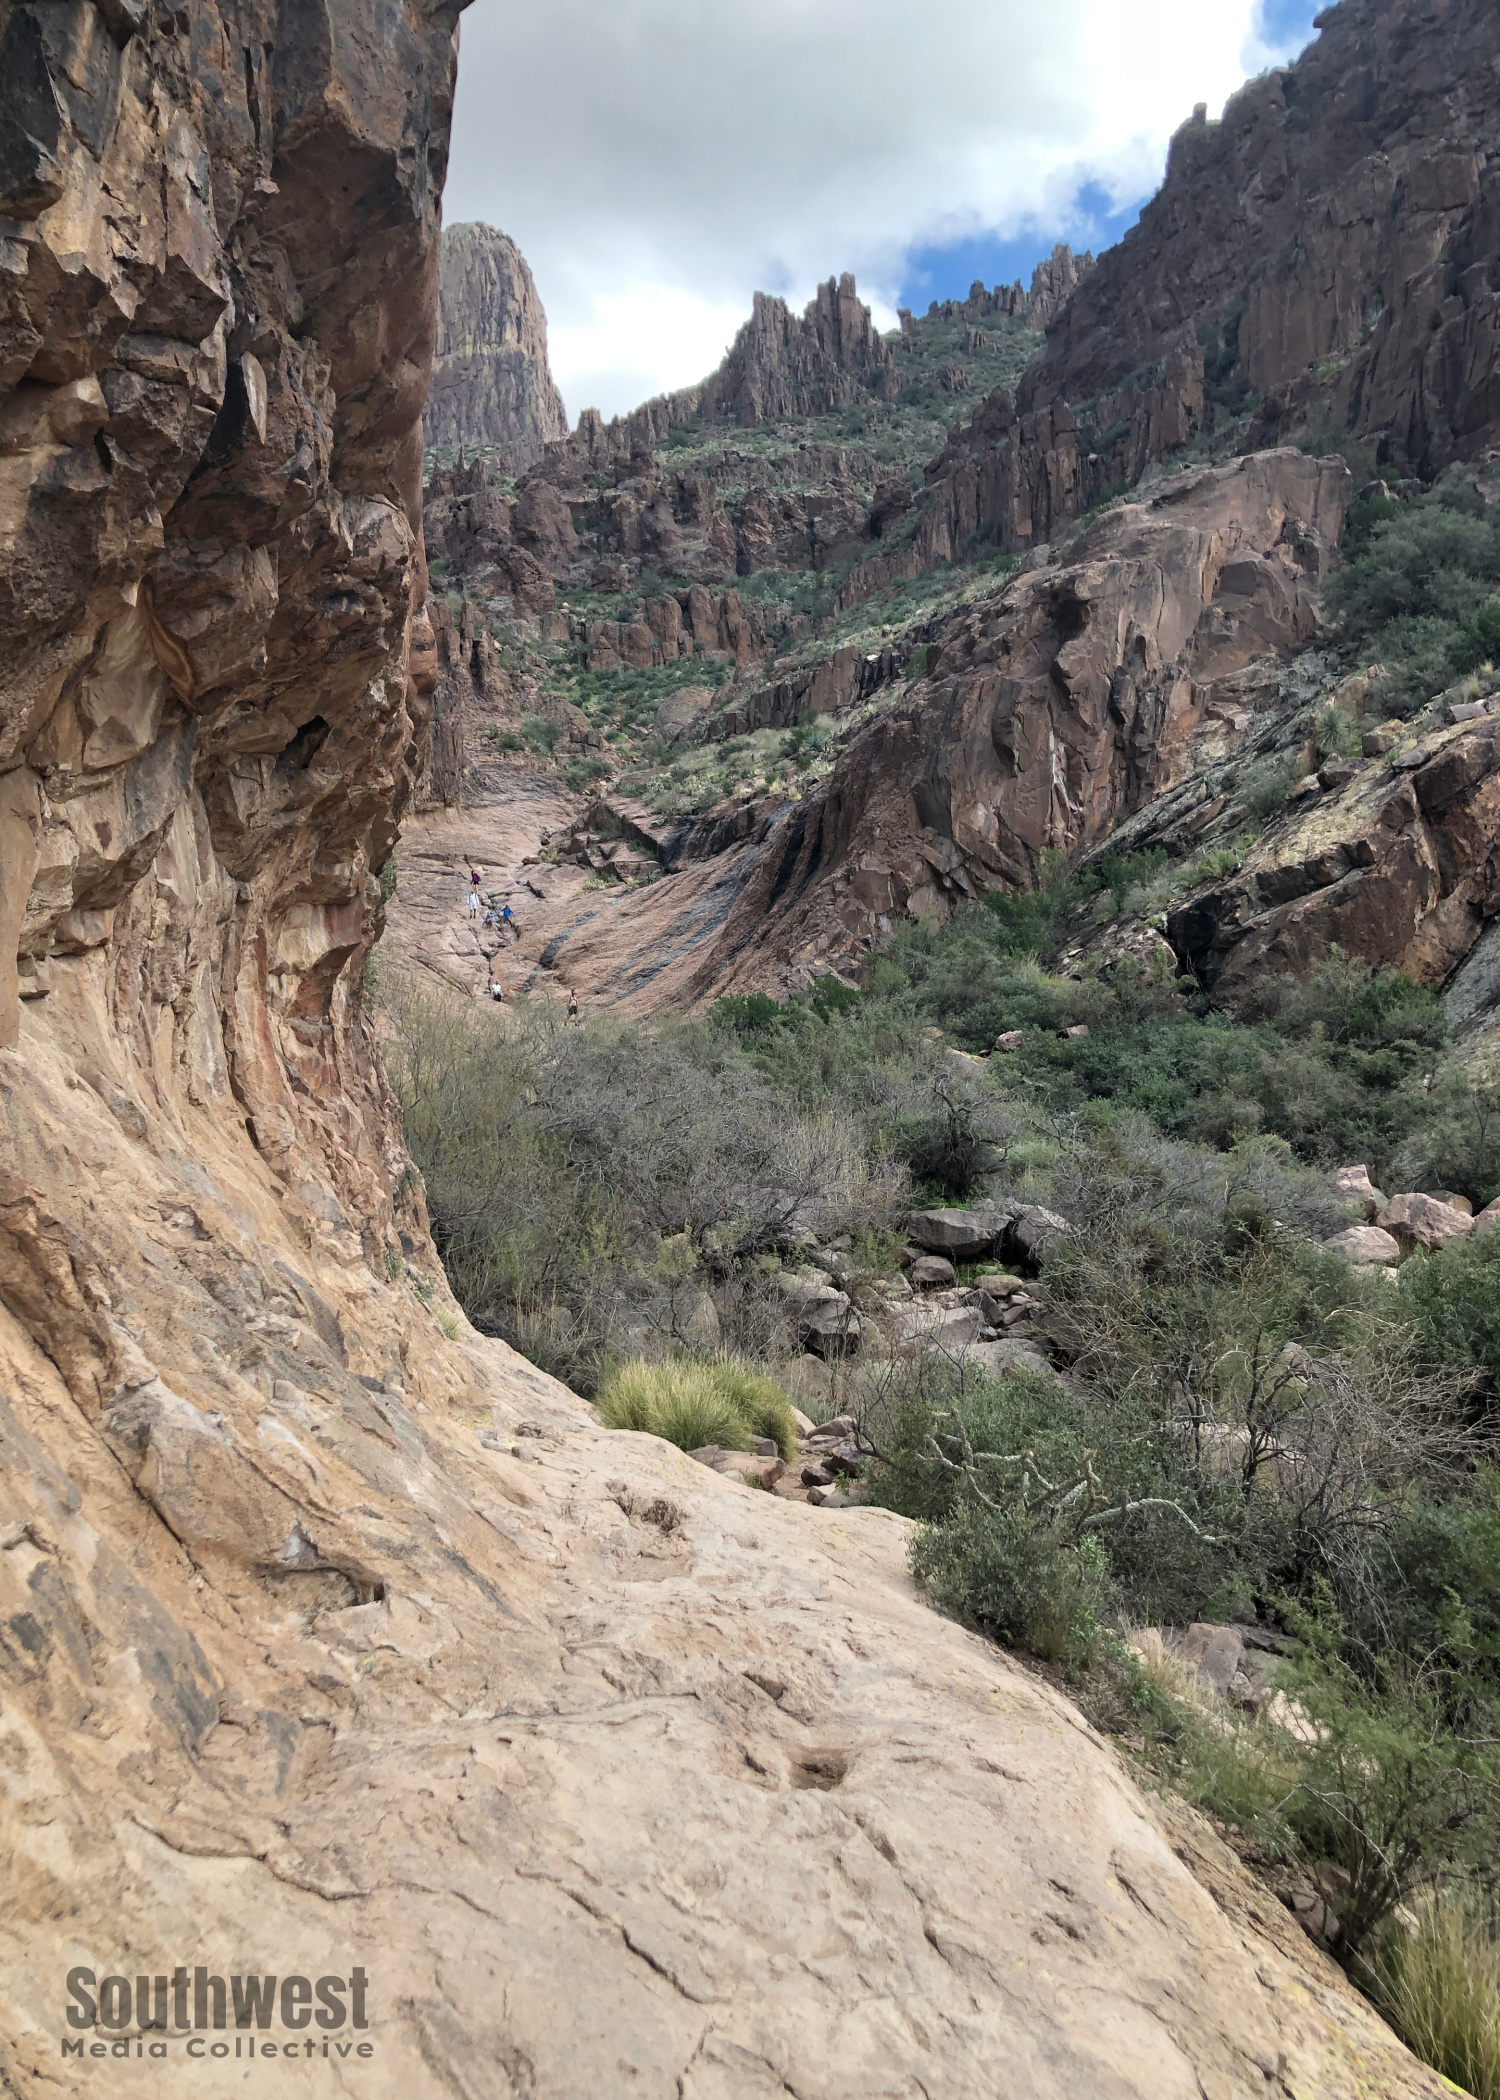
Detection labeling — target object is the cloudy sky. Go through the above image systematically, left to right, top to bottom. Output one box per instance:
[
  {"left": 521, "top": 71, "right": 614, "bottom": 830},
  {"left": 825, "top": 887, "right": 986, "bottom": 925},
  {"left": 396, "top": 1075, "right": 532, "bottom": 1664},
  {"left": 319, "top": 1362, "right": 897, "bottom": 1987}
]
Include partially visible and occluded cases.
[{"left": 444, "top": 0, "right": 1321, "bottom": 423}]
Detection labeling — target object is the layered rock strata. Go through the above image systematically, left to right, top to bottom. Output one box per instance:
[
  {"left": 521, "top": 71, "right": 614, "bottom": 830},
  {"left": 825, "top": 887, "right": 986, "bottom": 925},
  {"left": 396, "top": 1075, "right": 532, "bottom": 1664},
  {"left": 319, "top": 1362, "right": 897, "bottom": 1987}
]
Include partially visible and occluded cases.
[{"left": 423, "top": 220, "right": 568, "bottom": 467}]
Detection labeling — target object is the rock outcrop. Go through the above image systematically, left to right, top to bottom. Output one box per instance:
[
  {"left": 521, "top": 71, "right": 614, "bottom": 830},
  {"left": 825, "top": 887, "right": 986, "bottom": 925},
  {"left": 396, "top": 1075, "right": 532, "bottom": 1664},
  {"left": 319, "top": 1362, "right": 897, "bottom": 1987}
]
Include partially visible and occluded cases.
[
  {"left": 423, "top": 221, "right": 569, "bottom": 467},
  {"left": 920, "top": 245, "right": 1096, "bottom": 333},
  {"left": 697, "top": 272, "right": 899, "bottom": 427},
  {"left": 388, "top": 449, "right": 1361, "bottom": 1012},
  {"left": 557, "top": 450, "right": 1348, "bottom": 1001},
  {"left": 1170, "top": 706, "right": 1500, "bottom": 1006}
]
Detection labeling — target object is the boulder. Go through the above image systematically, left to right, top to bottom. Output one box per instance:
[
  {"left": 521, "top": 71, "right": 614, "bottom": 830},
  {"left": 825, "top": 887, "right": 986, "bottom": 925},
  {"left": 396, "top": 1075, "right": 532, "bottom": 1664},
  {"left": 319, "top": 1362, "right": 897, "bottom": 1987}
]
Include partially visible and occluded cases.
[
  {"left": 1316, "top": 758, "right": 1361, "bottom": 791},
  {"left": 993, "top": 1029, "right": 1024, "bottom": 1051},
  {"left": 1331, "top": 1165, "right": 1386, "bottom": 1220},
  {"left": 1428, "top": 1190, "right": 1473, "bottom": 1215},
  {"left": 1374, "top": 1192, "right": 1475, "bottom": 1253},
  {"left": 1473, "top": 1198, "right": 1500, "bottom": 1239},
  {"left": 904, "top": 1203, "right": 1013, "bottom": 1259},
  {"left": 1007, "top": 1205, "right": 1070, "bottom": 1265},
  {"left": 1320, "top": 1225, "right": 1400, "bottom": 1264},
  {"left": 910, "top": 1254, "right": 957, "bottom": 1287},
  {"left": 802, "top": 1296, "right": 864, "bottom": 1358},
  {"left": 898, "top": 1304, "right": 985, "bottom": 1352},
  {"left": 967, "top": 1338, "right": 1057, "bottom": 1380},
  {"left": 805, "top": 1415, "right": 857, "bottom": 1441},
  {"left": 689, "top": 1447, "right": 785, "bottom": 1488},
  {"left": 1173, "top": 1623, "right": 1248, "bottom": 1695}
]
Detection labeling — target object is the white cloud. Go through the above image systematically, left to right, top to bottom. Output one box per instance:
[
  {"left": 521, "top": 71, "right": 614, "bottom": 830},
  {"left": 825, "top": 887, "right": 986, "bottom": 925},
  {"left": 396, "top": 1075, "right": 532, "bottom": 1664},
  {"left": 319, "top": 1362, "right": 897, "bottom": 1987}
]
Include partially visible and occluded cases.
[{"left": 444, "top": 0, "right": 1319, "bottom": 420}]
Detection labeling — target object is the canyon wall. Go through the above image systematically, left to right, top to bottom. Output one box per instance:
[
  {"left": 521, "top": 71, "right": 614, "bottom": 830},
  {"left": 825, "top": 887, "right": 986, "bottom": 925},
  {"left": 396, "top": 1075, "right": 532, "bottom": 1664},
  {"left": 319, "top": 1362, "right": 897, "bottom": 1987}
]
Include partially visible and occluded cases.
[
  {"left": 916, "top": 0, "right": 1500, "bottom": 564},
  {"left": 0, "top": 3, "right": 1452, "bottom": 2093},
  {"left": 423, "top": 219, "right": 569, "bottom": 467},
  {"left": 491, "top": 450, "right": 1357, "bottom": 1006}
]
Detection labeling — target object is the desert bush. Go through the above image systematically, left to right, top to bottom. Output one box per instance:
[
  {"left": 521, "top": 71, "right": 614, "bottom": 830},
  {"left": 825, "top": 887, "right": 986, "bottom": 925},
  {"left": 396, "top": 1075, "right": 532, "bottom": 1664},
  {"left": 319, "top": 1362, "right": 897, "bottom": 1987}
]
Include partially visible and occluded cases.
[
  {"left": 1324, "top": 491, "right": 1500, "bottom": 709},
  {"left": 521, "top": 713, "right": 563, "bottom": 753},
  {"left": 1236, "top": 751, "right": 1298, "bottom": 821},
  {"left": 1096, "top": 845, "right": 1169, "bottom": 913},
  {"left": 882, "top": 1066, "right": 1023, "bottom": 1198},
  {"left": 1399, "top": 1235, "right": 1500, "bottom": 1396},
  {"left": 881, "top": 1362, "right": 1244, "bottom": 1652},
  {"left": 911, "top": 1501, "right": 1114, "bottom": 1667},
  {"left": 1278, "top": 1597, "right": 1500, "bottom": 1954},
  {"left": 1157, "top": 1698, "right": 1304, "bottom": 1858}
]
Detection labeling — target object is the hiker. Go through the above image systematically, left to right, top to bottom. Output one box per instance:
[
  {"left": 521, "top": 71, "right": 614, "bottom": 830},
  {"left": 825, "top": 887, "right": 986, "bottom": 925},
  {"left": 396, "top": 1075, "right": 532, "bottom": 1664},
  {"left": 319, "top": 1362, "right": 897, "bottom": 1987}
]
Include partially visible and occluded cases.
[
  {"left": 469, "top": 866, "right": 482, "bottom": 889},
  {"left": 467, "top": 888, "right": 480, "bottom": 918},
  {"left": 500, "top": 901, "right": 515, "bottom": 935},
  {"left": 488, "top": 980, "right": 504, "bottom": 1003},
  {"left": 567, "top": 987, "right": 579, "bottom": 1021}
]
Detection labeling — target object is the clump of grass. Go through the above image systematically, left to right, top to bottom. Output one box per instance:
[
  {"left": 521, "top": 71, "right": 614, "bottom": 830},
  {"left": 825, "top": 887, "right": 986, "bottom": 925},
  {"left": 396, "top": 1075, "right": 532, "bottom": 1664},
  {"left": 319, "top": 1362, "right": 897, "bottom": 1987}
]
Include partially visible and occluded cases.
[
  {"left": 595, "top": 1355, "right": 799, "bottom": 1457},
  {"left": 596, "top": 1359, "right": 751, "bottom": 1452},
  {"left": 704, "top": 1359, "right": 799, "bottom": 1459},
  {"left": 1370, "top": 1892, "right": 1500, "bottom": 2099}
]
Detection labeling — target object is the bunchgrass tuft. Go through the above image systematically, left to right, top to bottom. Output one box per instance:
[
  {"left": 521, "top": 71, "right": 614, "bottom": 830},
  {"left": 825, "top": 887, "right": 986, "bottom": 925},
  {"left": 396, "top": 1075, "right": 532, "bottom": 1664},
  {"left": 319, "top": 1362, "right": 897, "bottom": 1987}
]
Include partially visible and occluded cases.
[
  {"left": 595, "top": 1358, "right": 751, "bottom": 1454},
  {"left": 704, "top": 1359, "right": 799, "bottom": 1459},
  {"left": 1371, "top": 1892, "right": 1500, "bottom": 2099}
]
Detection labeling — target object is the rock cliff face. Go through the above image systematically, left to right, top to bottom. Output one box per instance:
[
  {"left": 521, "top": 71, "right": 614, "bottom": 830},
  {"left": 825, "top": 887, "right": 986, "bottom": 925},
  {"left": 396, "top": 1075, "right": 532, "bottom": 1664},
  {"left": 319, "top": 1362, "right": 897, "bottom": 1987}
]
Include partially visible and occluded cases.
[
  {"left": 916, "top": 0, "right": 1500, "bottom": 564},
  {"left": 0, "top": 4, "right": 1456, "bottom": 2092},
  {"left": 423, "top": 220, "right": 568, "bottom": 467},
  {"left": 697, "top": 272, "right": 899, "bottom": 427},
  {"left": 413, "top": 451, "right": 1354, "bottom": 1008},
  {"left": 1171, "top": 709, "right": 1500, "bottom": 1005}
]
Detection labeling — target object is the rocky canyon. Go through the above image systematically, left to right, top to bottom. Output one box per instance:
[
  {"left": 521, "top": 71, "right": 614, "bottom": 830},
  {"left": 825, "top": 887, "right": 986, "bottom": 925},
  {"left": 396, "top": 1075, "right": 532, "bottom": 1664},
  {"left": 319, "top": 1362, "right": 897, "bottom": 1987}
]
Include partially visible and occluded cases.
[{"left": 0, "top": 1, "right": 1494, "bottom": 2097}]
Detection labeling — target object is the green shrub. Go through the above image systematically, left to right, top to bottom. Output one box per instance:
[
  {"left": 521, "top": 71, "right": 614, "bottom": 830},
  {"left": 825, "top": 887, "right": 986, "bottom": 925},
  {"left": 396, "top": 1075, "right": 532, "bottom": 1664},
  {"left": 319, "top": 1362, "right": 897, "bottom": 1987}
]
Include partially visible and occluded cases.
[
  {"left": 1325, "top": 491, "right": 1500, "bottom": 709},
  {"left": 1448, "top": 595, "right": 1500, "bottom": 675},
  {"left": 521, "top": 713, "right": 562, "bottom": 754},
  {"left": 1236, "top": 752, "right": 1297, "bottom": 821},
  {"left": 1194, "top": 844, "right": 1244, "bottom": 881},
  {"left": 1097, "top": 845, "right": 1169, "bottom": 913},
  {"left": 1399, "top": 1237, "right": 1500, "bottom": 1395},
  {"left": 596, "top": 1358, "right": 751, "bottom": 1452},
  {"left": 910, "top": 1501, "right": 1114, "bottom": 1668},
  {"left": 1277, "top": 1597, "right": 1500, "bottom": 1955},
  {"left": 1156, "top": 1698, "right": 1302, "bottom": 1857},
  {"left": 1371, "top": 1893, "right": 1500, "bottom": 2100}
]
